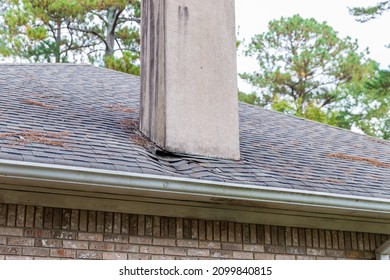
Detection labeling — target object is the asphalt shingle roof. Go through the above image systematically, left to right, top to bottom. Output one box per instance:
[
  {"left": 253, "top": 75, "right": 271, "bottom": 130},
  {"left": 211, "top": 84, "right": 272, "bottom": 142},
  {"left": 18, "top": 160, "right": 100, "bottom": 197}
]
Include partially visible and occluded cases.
[{"left": 1, "top": 64, "right": 390, "bottom": 199}]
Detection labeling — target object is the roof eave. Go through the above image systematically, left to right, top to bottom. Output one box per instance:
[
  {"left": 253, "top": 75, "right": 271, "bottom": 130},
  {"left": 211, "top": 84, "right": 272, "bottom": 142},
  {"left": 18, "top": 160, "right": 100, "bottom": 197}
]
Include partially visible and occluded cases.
[{"left": 1, "top": 159, "right": 390, "bottom": 234}]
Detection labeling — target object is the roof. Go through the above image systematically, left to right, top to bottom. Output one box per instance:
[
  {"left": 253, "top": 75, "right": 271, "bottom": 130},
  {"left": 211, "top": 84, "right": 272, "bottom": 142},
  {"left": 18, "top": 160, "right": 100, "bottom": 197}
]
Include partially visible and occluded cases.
[{"left": 1, "top": 63, "right": 390, "bottom": 200}]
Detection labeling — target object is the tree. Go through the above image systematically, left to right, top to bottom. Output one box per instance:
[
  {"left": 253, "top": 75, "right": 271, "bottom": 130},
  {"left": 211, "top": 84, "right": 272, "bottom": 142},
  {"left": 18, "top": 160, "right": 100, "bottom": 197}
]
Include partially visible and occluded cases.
[
  {"left": 0, "top": 0, "right": 141, "bottom": 75},
  {"left": 349, "top": 0, "right": 390, "bottom": 23},
  {"left": 240, "top": 15, "right": 375, "bottom": 128},
  {"left": 352, "top": 68, "right": 390, "bottom": 139}
]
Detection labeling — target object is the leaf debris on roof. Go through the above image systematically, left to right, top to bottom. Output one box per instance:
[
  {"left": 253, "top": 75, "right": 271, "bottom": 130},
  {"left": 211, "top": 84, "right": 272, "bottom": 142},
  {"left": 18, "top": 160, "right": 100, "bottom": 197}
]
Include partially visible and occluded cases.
[
  {"left": 22, "top": 99, "right": 56, "bottom": 109},
  {"left": 0, "top": 130, "right": 70, "bottom": 148},
  {"left": 327, "top": 153, "right": 390, "bottom": 168}
]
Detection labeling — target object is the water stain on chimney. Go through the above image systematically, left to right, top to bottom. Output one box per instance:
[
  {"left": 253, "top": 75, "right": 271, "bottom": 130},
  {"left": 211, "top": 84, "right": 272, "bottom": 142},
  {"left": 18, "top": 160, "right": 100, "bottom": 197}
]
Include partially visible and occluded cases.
[{"left": 178, "top": 6, "right": 189, "bottom": 30}]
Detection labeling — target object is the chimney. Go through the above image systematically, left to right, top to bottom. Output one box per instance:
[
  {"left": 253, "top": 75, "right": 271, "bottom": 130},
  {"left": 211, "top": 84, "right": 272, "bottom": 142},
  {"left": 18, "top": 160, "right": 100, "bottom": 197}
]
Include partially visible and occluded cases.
[{"left": 140, "top": 0, "right": 240, "bottom": 160}]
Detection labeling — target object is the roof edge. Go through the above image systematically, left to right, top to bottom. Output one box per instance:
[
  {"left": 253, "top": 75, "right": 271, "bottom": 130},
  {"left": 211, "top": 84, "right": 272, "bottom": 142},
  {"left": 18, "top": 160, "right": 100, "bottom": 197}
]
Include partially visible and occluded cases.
[{"left": 0, "top": 159, "right": 389, "bottom": 215}]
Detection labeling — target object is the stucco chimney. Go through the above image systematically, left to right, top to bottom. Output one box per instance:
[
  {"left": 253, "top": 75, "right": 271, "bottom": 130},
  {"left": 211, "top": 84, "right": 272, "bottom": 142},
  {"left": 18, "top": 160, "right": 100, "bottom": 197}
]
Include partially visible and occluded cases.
[{"left": 140, "top": 0, "right": 240, "bottom": 160}]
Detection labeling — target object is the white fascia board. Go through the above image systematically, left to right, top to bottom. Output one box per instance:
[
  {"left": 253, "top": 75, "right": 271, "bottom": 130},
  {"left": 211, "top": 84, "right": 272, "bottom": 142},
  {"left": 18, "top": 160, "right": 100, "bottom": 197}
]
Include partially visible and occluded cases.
[{"left": 0, "top": 159, "right": 390, "bottom": 216}]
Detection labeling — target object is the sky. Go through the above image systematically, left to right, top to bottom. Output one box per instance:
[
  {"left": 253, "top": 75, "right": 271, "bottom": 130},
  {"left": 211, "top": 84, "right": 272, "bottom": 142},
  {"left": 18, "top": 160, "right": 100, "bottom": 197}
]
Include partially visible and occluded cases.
[{"left": 235, "top": 0, "right": 390, "bottom": 93}]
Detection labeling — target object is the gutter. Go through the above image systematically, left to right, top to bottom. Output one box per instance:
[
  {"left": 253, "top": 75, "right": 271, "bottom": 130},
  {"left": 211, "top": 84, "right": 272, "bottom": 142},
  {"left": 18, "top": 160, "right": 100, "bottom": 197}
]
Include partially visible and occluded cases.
[
  {"left": 0, "top": 159, "right": 389, "bottom": 215},
  {"left": 376, "top": 240, "right": 390, "bottom": 260}
]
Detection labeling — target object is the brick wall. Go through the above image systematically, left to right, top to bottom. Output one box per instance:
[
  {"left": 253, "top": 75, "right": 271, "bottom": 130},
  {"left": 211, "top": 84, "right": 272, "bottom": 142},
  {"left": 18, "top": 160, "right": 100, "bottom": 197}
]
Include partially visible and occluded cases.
[{"left": 0, "top": 203, "right": 388, "bottom": 260}]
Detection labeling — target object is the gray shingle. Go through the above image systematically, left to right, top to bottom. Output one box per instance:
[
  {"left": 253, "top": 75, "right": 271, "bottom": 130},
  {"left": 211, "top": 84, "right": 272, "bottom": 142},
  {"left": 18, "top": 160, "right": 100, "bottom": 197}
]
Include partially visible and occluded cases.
[{"left": 0, "top": 64, "right": 389, "bottom": 200}]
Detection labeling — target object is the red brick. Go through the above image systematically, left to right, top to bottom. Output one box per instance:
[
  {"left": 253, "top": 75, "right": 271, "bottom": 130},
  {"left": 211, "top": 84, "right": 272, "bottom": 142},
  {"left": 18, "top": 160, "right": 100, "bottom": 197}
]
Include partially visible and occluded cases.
[
  {"left": 0, "top": 204, "right": 7, "bottom": 226},
  {"left": 7, "top": 204, "right": 16, "bottom": 226},
  {"left": 16, "top": 205, "right": 26, "bottom": 227},
  {"left": 25, "top": 206, "right": 35, "bottom": 228},
  {"left": 34, "top": 207, "right": 43, "bottom": 228},
  {"left": 71, "top": 209, "right": 79, "bottom": 230},
  {"left": 79, "top": 210, "right": 88, "bottom": 232},
  {"left": 88, "top": 211, "right": 97, "bottom": 233},
  {"left": 96, "top": 211, "right": 105, "bottom": 233},
  {"left": 113, "top": 213, "right": 122, "bottom": 234},
  {"left": 121, "top": 214, "right": 130, "bottom": 235},
  {"left": 145, "top": 216, "right": 154, "bottom": 236},
  {"left": 176, "top": 218, "right": 183, "bottom": 239},
  {"left": 192, "top": 220, "right": 199, "bottom": 239},
  {"left": 198, "top": 220, "right": 206, "bottom": 240},
  {"left": 206, "top": 221, "right": 213, "bottom": 241},
  {"left": 213, "top": 221, "right": 220, "bottom": 241},
  {"left": 228, "top": 222, "right": 235, "bottom": 242},
  {"left": 250, "top": 224, "right": 257, "bottom": 244},
  {"left": 264, "top": 225, "right": 271, "bottom": 244},
  {"left": 0, "top": 227, "right": 23, "bottom": 236},
  {"left": 292, "top": 228, "right": 299, "bottom": 246},
  {"left": 24, "top": 229, "right": 50, "bottom": 238},
  {"left": 312, "top": 229, "right": 319, "bottom": 248},
  {"left": 51, "top": 230, "right": 76, "bottom": 240},
  {"left": 78, "top": 232, "right": 103, "bottom": 241},
  {"left": 104, "top": 234, "right": 127, "bottom": 243},
  {"left": 129, "top": 236, "right": 152, "bottom": 245},
  {"left": 7, "top": 237, "right": 35, "bottom": 247},
  {"left": 153, "top": 238, "right": 175, "bottom": 246},
  {"left": 35, "top": 239, "right": 62, "bottom": 248},
  {"left": 177, "top": 239, "right": 198, "bottom": 248},
  {"left": 63, "top": 240, "right": 89, "bottom": 250},
  {"left": 199, "top": 241, "right": 221, "bottom": 249},
  {"left": 89, "top": 242, "right": 115, "bottom": 251},
  {"left": 222, "top": 242, "right": 242, "bottom": 251},
  {"left": 115, "top": 244, "right": 139, "bottom": 253},
  {"left": 243, "top": 244, "right": 264, "bottom": 252},
  {"left": 0, "top": 245, "right": 21, "bottom": 255},
  {"left": 264, "top": 245, "right": 285, "bottom": 254},
  {"left": 140, "top": 246, "right": 163, "bottom": 254},
  {"left": 22, "top": 247, "right": 49, "bottom": 257},
  {"left": 164, "top": 247, "right": 187, "bottom": 256},
  {"left": 286, "top": 247, "right": 306, "bottom": 255},
  {"left": 307, "top": 248, "right": 326, "bottom": 256},
  {"left": 50, "top": 249, "right": 76, "bottom": 259},
  {"left": 187, "top": 249, "right": 210, "bottom": 257},
  {"left": 326, "top": 249, "right": 345, "bottom": 258},
  {"left": 77, "top": 250, "right": 103, "bottom": 259},
  {"left": 210, "top": 250, "right": 233, "bottom": 259},
  {"left": 345, "top": 250, "right": 365, "bottom": 259},
  {"left": 233, "top": 251, "right": 254, "bottom": 260},
  {"left": 103, "top": 252, "right": 127, "bottom": 260},
  {"left": 128, "top": 253, "right": 150, "bottom": 260},
  {"left": 255, "top": 253, "right": 275, "bottom": 260},
  {"left": 276, "top": 254, "right": 296, "bottom": 260},
  {"left": 151, "top": 255, "right": 175, "bottom": 260},
  {"left": 5, "top": 256, "right": 33, "bottom": 260},
  {"left": 176, "top": 256, "right": 202, "bottom": 260},
  {"left": 297, "top": 256, "right": 316, "bottom": 260},
  {"left": 316, "top": 256, "right": 336, "bottom": 260}
]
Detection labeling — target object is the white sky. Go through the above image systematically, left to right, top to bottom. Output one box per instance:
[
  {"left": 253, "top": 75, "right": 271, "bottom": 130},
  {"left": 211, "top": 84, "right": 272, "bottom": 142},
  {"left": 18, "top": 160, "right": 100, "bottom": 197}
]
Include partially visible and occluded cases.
[{"left": 235, "top": 0, "right": 390, "bottom": 93}]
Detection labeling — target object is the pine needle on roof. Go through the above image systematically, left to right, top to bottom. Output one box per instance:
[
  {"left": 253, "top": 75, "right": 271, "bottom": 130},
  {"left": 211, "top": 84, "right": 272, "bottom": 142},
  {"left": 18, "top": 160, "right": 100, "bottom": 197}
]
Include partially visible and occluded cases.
[
  {"left": 22, "top": 99, "right": 55, "bottom": 109},
  {"left": 108, "top": 104, "right": 137, "bottom": 113},
  {"left": 0, "top": 130, "right": 70, "bottom": 147},
  {"left": 327, "top": 153, "right": 390, "bottom": 168}
]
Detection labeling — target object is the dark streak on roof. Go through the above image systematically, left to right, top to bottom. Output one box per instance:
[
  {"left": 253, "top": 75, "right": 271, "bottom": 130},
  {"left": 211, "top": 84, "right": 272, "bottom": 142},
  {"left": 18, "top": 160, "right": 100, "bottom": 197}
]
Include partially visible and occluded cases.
[{"left": 1, "top": 64, "right": 390, "bottom": 199}]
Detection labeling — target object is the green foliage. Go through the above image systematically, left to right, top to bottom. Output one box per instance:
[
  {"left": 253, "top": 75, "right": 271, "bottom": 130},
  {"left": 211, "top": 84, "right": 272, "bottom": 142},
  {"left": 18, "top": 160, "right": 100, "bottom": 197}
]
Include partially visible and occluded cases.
[
  {"left": 0, "top": 0, "right": 141, "bottom": 75},
  {"left": 349, "top": 0, "right": 390, "bottom": 22},
  {"left": 241, "top": 14, "right": 377, "bottom": 133},
  {"left": 351, "top": 68, "right": 390, "bottom": 139},
  {"left": 238, "top": 92, "right": 261, "bottom": 106}
]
